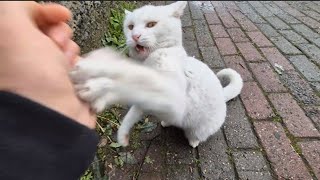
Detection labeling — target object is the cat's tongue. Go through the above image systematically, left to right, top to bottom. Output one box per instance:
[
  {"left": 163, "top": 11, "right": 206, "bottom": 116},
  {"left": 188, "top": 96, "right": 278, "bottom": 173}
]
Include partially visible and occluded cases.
[{"left": 135, "top": 44, "right": 146, "bottom": 53}]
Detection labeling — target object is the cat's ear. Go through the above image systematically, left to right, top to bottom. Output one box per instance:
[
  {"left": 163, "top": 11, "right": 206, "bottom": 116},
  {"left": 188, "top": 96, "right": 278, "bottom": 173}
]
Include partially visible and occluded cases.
[
  {"left": 169, "top": 1, "right": 187, "bottom": 18},
  {"left": 124, "top": 9, "right": 132, "bottom": 15}
]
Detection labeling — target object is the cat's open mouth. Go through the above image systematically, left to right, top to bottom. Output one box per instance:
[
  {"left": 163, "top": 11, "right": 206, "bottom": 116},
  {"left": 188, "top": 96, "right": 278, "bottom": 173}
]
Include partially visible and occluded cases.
[{"left": 135, "top": 44, "right": 147, "bottom": 54}]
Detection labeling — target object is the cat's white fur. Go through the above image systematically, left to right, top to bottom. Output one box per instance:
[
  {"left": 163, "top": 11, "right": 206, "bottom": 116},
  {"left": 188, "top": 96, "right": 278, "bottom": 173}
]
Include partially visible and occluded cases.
[{"left": 70, "top": 1, "right": 243, "bottom": 148}]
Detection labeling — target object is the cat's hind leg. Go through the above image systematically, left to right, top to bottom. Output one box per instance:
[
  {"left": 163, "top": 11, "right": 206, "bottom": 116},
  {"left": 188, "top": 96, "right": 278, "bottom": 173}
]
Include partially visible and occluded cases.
[{"left": 184, "top": 129, "right": 200, "bottom": 148}]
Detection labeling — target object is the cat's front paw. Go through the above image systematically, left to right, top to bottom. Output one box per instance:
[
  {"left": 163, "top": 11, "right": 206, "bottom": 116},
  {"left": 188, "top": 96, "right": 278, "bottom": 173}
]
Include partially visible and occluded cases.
[
  {"left": 74, "top": 77, "right": 117, "bottom": 113},
  {"left": 161, "top": 121, "right": 170, "bottom": 127},
  {"left": 117, "top": 129, "right": 129, "bottom": 147},
  {"left": 188, "top": 139, "right": 200, "bottom": 148}
]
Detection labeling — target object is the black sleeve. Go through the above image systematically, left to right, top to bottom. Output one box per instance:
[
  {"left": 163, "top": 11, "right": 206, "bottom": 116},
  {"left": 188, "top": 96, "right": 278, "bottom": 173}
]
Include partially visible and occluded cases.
[{"left": 0, "top": 91, "right": 99, "bottom": 180}]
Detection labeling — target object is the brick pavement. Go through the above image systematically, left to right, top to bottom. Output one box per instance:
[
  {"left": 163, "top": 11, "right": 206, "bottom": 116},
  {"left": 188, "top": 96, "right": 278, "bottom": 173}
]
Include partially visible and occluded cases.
[{"left": 106, "top": 1, "right": 320, "bottom": 179}]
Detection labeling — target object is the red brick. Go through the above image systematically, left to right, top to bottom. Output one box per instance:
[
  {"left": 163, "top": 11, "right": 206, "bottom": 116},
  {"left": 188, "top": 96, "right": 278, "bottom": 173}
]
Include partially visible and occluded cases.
[
  {"left": 216, "top": 9, "right": 239, "bottom": 28},
  {"left": 229, "top": 10, "right": 258, "bottom": 31},
  {"left": 204, "top": 12, "right": 221, "bottom": 25},
  {"left": 296, "top": 16, "right": 320, "bottom": 29},
  {"left": 209, "top": 25, "right": 229, "bottom": 38},
  {"left": 227, "top": 28, "right": 249, "bottom": 42},
  {"left": 247, "top": 31, "right": 273, "bottom": 47},
  {"left": 215, "top": 38, "right": 237, "bottom": 55},
  {"left": 236, "top": 42, "right": 265, "bottom": 62},
  {"left": 260, "top": 47, "right": 295, "bottom": 71},
  {"left": 223, "top": 55, "right": 253, "bottom": 81},
  {"left": 249, "top": 63, "right": 287, "bottom": 92},
  {"left": 240, "top": 82, "right": 274, "bottom": 119},
  {"left": 269, "top": 93, "right": 320, "bottom": 137},
  {"left": 254, "top": 121, "right": 312, "bottom": 179},
  {"left": 298, "top": 141, "right": 320, "bottom": 179}
]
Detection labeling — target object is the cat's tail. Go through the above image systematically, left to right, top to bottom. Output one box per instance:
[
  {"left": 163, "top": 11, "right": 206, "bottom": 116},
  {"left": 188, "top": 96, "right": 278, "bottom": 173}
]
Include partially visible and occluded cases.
[{"left": 217, "top": 68, "right": 243, "bottom": 102}]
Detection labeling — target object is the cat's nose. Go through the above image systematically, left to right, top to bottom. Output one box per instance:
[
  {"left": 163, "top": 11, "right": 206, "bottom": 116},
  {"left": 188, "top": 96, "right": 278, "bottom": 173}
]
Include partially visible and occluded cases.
[{"left": 132, "top": 34, "right": 141, "bottom": 42}]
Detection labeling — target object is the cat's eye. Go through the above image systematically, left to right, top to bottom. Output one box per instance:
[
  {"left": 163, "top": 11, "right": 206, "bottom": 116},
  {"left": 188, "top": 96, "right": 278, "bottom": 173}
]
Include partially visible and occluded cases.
[
  {"left": 146, "top": 22, "right": 157, "bottom": 28},
  {"left": 128, "top": 24, "right": 134, "bottom": 30}
]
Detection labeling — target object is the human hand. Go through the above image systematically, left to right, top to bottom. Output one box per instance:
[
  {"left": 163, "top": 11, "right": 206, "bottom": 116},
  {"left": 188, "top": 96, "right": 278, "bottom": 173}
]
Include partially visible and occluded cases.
[{"left": 0, "top": 1, "right": 96, "bottom": 128}]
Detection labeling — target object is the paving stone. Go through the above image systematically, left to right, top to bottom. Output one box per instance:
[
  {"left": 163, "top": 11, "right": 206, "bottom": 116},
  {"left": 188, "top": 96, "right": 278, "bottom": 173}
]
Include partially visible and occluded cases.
[
  {"left": 189, "top": 1, "right": 204, "bottom": 20},
  {"left": 199, "top": 1, "right": 215, "bottom": 14},
  {"left": 211, "top": 1, "right": 224, "bottom": 8},
  {"left": 221, "top": 1, "right": 240, "bottom": 11},
  {"left": 248, "top": 1, "right": 264, "bottom": 8},
  {"left": 273, "top": 1, "right": 290, "bottom": 7},
  {"left": 237, "top": 2, "right": 256, "bottom": 15},
  {"left": 264, "top": 3, "right": 286, "bottom": 15},
  {"left": 283, "top": 6, "right": 306, "bottom": 17},
  {"left": 254, "top": 7, "right": 274, "bottom": 17},
  {"left": 215, "top": 8, "right": 239, "bottom": 28},
  {"left": 182, "top": 9, "right": 192, "bottom": 27},
  {"left": 229, "top": 10, "right": 259, "bottom": 32},
  {"left": 302, "top": 10, "right": 320, "bottom": 21},
  {"left": 204, "top": 12, "right": 221, "bottom": 25},
  {"left": 244, "top": 12, "right": 267, "bottom": 24},
  {"left": 276, "top": 13, "right": 301, "bottom": 24},
  {"left": 265, "top": 16, "right": 291, "bottom": 30},
  {"left": 296, "top": 16, "right": 320, "bottom": 29},
  {"left": 193, "top": 20, "right": 215, "bottom": 47},
  {"left": 256, "top": 24, "right": 281, "bottom": 37},
  {"left": 292, "top": 24, "right": 320, "bottom": 39},
  {"left": 209, "top": 25, "right": 229, "bottom": 38},
  {"left": 182, "top": 27, "right": 195, "bottom": 41},
  {"left": 227, "top": 28, "right": 249, "bottom": 42},
  {"left": 279, "top": 30, "right": 309, "bottom": 45},
  {"left": 247, "top": 31, "right": 273, "bottom": 47},
  {"left": 269, "top": 36, "right": 302, "bottom": 55},
  {"left": 215, "top": 38, "right": 237, "bottom": 56},
  {"left": 310, "top": 38, "right": 320, "bottom": 48},
  {"left": 183, "top": 40, "right": 201, "bottom": 59},
  {"left": 236, "top": 42, "right": 265, "bottom": 62},
  {"left": 296, "top": 44, "right": 320, "bottom": 66},
  {"left": 199, "top": 46, "right": 225, "bottom": 68},
  {"left": 260, "top": 47, "right": 295, "bottom": 71},
  {"left": 223, "top": 55, "right": 253, "bottom": 81},
  {"left": 288, "top": 55, "right": 320, "bottom": 82},
  {"left": 249, "top": 62, "right": 287, "bottom": 92},
  {"left": 279, "top": 70, "right": 320, "bottom": 105},
  {"left": 240, "top": 82, "right": 274, "bottom": 119},
  {"left": 310, "top": 82, "right": 320, "bottom": 92},
  {"left": 269, "top": 93, "right": 320, "bottom": 137},
  {"left": 223, "top": 98, "right": 258, "bottom": 149},
  {"left": 303, "top": 106, "right": 320, "bottom": 130},
  {"left": 254, "top": 121, "right": 312, "bottom": 179},
  {"left": 164, "top": 127, "right": 195, "bottom": 165},
  {"left": 198, "top": 130, "right": 236, "bottom": 180},
  {"left": 141, "top": 141, "right": 166, "bottom": 173},
  {"left": 298, "top": 141, "right": 320, "bottom": 179},
  {"left": 232, "top": 151, "right": 272, "bottom": 180},
  {"left": 165, "top": 164, "right": 199, "bottom": 180}
]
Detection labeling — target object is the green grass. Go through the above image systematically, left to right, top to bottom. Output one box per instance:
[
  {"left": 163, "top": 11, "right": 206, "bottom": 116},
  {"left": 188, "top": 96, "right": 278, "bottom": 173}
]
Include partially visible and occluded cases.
[{"left": 102, "top": 1, "right": 137, "bottom": 53}]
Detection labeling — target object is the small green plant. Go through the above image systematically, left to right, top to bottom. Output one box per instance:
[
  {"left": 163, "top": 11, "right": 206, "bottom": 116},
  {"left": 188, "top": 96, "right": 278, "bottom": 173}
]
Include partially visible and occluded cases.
[
  {"left": 102, "top": 1, "right": 137, "bottom": 52},
  {"left": 80, "top": 170, "right": 93, "bottom": 180}
]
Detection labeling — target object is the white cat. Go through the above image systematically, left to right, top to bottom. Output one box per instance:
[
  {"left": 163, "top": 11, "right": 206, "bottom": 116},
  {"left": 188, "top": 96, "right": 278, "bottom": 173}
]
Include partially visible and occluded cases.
[{"left": 70, "top": 1, "right": 243, "bottom": 148}]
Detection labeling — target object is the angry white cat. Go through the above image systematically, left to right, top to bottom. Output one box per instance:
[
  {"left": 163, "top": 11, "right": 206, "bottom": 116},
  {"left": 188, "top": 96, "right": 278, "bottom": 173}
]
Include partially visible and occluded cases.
[{"left": 70, "top": 1, "right": 243, "bottom": 148}]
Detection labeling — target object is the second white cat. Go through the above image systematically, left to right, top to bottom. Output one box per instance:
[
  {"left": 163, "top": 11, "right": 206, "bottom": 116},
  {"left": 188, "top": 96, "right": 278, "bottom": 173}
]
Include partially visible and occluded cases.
[{"left": 70, "top": 1, "right": 243, "bottom": 148}]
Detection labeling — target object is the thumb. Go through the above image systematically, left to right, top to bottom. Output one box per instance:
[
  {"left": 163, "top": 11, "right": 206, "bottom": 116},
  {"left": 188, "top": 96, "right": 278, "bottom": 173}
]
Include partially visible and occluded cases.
[{"left": 26, "top": 2, "right": 71, "bottom": 28}]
